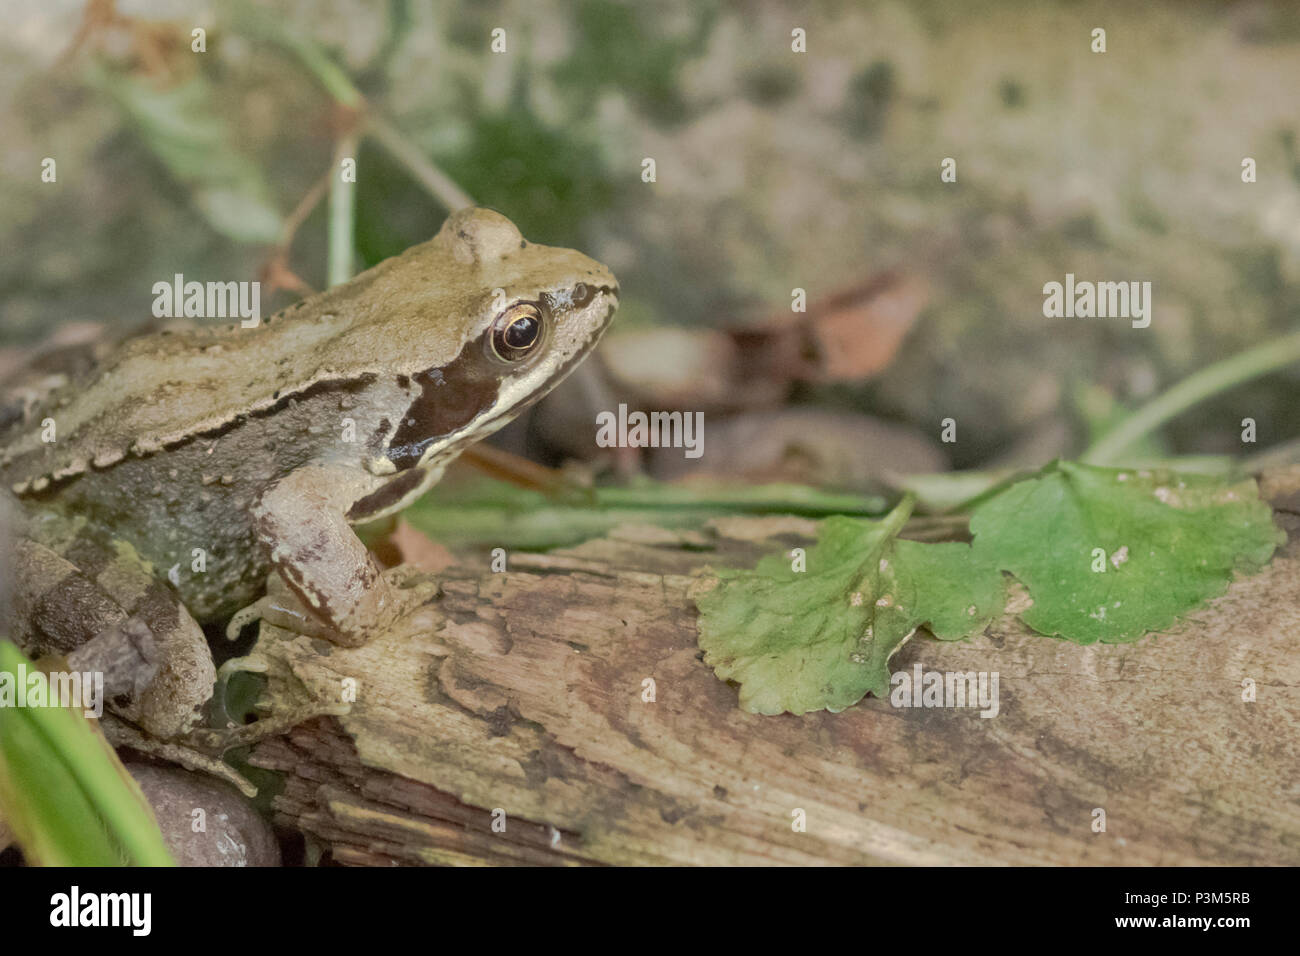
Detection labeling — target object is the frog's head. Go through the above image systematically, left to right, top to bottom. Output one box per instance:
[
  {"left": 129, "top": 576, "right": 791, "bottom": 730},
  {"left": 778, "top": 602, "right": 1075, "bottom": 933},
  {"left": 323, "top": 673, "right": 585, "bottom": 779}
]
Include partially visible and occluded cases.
[{"left": 380, "top": 207, "right": 619, "bottom": 470}]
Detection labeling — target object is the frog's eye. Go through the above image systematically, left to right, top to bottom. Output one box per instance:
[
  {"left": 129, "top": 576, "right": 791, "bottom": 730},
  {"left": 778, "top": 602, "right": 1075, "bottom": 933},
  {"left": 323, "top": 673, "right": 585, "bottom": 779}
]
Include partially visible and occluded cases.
[{"left": 489, "top": 303, "right": 545, "bottom": 362}]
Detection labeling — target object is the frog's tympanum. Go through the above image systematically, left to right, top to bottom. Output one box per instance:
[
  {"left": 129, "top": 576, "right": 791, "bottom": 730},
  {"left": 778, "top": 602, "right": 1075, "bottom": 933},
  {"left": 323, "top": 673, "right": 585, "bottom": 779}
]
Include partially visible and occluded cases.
[{"left": 0, "top": 208, "right": 618, "bottom": 742}]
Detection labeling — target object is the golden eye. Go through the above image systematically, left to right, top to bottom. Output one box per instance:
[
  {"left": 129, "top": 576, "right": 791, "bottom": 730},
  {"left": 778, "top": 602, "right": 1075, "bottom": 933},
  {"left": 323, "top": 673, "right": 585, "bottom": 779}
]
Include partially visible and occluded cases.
[{"left": 490, "top": 303, "right": 544, "bottom": 362}]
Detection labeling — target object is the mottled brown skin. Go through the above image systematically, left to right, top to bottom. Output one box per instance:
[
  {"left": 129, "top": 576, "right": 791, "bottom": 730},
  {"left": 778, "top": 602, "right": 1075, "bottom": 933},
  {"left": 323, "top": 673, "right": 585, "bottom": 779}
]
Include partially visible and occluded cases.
[{"left": 1, "top": 208, "right": 618, "bottom": 738}]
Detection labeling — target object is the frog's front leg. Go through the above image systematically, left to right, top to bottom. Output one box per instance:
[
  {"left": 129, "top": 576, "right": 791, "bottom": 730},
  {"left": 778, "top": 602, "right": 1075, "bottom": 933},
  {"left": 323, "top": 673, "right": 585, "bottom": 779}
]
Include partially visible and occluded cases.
[{"left": 238, "top": 464, "right": 438, "bottom": 646}]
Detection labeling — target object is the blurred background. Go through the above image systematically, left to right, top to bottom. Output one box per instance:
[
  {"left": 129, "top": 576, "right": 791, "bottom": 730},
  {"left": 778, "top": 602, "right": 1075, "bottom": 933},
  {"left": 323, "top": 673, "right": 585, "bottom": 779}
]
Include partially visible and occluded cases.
[{"left": 3, "top": 0, "right": 1299, "bottom": 521}]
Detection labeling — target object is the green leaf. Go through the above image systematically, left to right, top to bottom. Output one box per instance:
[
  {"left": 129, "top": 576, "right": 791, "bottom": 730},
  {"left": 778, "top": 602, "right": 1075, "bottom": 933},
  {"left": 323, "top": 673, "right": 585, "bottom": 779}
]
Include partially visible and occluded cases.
[
  {"left": 90, "top": 65, "right": 282, "bottom": 243},
  {"left": 969, "top": 460, "right": 1283, "bottom": 644},
  {"left": 695, "top": 499, "right": 1005, "bottom": 715},
  {"left": 0, "top": 641, "right": 175, "bottom": 866}
]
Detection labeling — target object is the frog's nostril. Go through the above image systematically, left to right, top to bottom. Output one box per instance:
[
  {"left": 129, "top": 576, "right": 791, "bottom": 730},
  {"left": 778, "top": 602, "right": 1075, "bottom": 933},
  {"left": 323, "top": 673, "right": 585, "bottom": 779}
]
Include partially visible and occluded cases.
[{"left": 569, "top": 282, "right": 619, "bottom": 309}]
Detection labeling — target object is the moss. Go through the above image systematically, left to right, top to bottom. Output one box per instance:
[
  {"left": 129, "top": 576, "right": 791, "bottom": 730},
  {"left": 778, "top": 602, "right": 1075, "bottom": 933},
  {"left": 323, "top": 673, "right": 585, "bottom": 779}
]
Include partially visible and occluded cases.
[
  {"left": 844, "top": 60, "right": 897, "bottom": 139},
  {"left": 998, "top": 77, "right": 1026, "bottom": 108}
]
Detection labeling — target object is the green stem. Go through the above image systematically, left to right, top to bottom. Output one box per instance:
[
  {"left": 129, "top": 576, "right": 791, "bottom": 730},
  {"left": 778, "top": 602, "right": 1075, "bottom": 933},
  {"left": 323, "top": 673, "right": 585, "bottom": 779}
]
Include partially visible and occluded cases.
[
  {"left": 233, "top": 2, "right": 364, "bottom": 108},
  {"left": 231, "top": 4, "right": 473, "bottom": 214},
  {"left": 285, "top": 35, "right": 365, "bottom": 108},
  {"left": 366, "top": 116, "right": 475, "bottom": 211},
  {"left": 328, "top": 131, "right": 358, "bottom": 288},
  {"left": 1082, "top": 327, "right": 1300, "bottom": 465},
  {"left": 593, "top": 482, "right": 887, "bottom": 516},
  {"left": 880, "top": 493, "right": 917, "bottom": 537}
]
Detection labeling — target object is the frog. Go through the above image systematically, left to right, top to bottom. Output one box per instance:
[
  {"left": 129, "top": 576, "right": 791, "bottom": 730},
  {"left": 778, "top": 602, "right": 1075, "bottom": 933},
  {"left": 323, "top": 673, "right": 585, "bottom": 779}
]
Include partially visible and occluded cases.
[{"left": 0, "top": 207, "right": 619, "bottom": 748}]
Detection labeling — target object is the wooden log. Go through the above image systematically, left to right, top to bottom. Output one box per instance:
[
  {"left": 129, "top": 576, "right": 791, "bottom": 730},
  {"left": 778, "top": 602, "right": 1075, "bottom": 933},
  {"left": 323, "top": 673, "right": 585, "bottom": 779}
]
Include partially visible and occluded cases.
[{"left": 247, "top": 471, "right": 1300, "bottom": 866}]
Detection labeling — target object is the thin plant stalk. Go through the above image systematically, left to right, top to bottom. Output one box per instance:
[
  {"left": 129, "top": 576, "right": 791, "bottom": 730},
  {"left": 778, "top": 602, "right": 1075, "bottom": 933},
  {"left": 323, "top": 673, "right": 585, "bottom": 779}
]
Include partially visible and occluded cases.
[
  {"left": 366, "top": 116, "right": 475, "bottom": 211},
  {"left": 328, "top": 131, "right": 358, "bottom": 288},
  {"left": 1082, "top": 327, "right": 1300, "bottom": 465}
]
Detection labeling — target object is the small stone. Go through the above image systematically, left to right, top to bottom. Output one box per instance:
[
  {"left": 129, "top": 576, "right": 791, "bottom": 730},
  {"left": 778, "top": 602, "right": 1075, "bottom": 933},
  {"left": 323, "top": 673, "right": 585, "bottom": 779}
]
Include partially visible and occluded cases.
[{"left": 128, "top": 765, "right": 280, "bottom": 867}]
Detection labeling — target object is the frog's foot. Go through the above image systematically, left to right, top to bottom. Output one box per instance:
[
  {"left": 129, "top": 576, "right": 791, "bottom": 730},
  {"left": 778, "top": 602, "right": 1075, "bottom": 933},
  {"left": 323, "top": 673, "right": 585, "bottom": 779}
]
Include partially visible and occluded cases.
[
  {"left": 227, "top": 564, "right": 441, "bottom": 647},
  {"left": 225, "top": 569, "right": 338, "bottom": 642},
  {"left": 179, "top": 653, "right": 352, "bottom": 755},
  {"left": 181, "top": 700, "right": 353, "bottom": 755},
  {"left": 101, "top": 715, "right": 259, "bottom": 799}
]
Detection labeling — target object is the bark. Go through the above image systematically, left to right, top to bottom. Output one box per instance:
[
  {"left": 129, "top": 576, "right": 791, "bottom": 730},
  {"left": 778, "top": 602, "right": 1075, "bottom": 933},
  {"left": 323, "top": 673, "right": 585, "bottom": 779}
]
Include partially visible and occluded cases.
[{"left": 247, "top": 470, "right": 1300, "bottom": 866}]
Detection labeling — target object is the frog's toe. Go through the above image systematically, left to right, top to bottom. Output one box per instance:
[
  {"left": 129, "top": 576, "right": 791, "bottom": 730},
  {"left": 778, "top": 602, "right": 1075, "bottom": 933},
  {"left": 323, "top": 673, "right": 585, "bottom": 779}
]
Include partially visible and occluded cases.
[
  {"left": 381, "top": 564, "right": 442, "bottom": 599},
  {"left": 370, "top": 565, "right": 443, "bottom": 630},
  {"left": 227, "top": 569, "right": 335, "bottom": 641},
  {"left": 226, "top": 596, "right": 272, "bottom": 641},
  {"left": 215, "top": 653, "right": 269, "bottom": 683},
  {"left": 182, "top": 699, "right": 353, "bottom": 755}
]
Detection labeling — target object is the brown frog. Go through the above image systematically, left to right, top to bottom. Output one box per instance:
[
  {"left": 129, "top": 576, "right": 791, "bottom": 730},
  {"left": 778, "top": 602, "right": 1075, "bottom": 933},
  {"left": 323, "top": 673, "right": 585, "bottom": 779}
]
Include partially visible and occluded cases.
[{"left": 1, "top": 207, "right": 618, "bottom": 741}]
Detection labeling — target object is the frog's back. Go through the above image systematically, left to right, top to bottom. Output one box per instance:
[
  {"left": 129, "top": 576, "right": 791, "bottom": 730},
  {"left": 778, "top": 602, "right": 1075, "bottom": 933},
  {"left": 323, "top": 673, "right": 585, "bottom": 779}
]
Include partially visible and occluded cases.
[
  {"left": 0, "top": 239, "right": 473, "bottom": 492},
  {"left": 0, "top": 313, "right": 414, "bottom": 620},
  {"left": 0, "top": 315, "right": 338, "bottom": 491}
]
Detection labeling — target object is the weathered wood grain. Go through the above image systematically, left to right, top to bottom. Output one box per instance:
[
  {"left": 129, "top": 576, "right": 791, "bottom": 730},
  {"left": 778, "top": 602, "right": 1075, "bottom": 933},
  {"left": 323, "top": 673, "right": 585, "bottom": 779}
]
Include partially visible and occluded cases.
[{"left": 248, "top": 471, "right": 1300, "bottom": 866}]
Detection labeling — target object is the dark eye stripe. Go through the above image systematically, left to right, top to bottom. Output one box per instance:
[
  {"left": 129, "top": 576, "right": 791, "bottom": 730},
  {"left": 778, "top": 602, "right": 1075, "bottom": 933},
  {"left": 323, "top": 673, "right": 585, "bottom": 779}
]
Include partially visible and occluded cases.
[{"left": 386, "top": 346, "right": 501, "bottom": 470}]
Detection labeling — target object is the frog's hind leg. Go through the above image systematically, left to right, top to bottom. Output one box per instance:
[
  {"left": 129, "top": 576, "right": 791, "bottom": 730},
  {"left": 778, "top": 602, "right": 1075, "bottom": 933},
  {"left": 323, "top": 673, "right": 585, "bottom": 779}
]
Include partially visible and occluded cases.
[
  {"left": 8, "top": 531, "right": 216, "bottom": 740},
  {"left": 9, "top": 535, "right": 143, "bottom": 655},
  {"left": 8, "top": 537, "right": 158, "bottom": 701}
]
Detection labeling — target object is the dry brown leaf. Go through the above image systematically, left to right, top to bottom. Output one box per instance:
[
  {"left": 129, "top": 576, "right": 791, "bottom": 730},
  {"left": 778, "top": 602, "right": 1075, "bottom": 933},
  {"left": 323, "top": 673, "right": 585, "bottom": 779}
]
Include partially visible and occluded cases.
[{"left": 803, "top": 272, "right": 929, "bottom": 382}]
